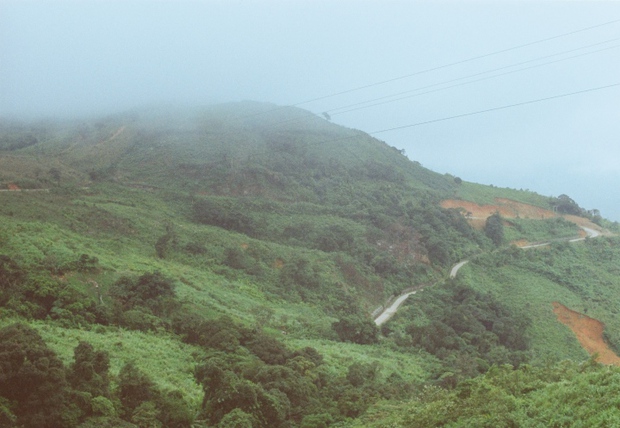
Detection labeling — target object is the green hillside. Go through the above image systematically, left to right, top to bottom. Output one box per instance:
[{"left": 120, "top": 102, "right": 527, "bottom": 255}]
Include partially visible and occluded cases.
[{"left": 1, "top": 102, "right": 619, "bottom": 427}]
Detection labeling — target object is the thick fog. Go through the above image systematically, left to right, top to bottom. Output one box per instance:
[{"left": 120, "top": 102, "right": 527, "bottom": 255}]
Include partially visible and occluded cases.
[{"left": 1, "top": 1, "right": 619, "bottom": 220}]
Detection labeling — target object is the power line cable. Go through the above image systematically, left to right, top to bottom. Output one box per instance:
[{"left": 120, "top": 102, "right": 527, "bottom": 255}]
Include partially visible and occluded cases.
[
  {"left": 232, "top": 18, "right": 620, "bottom": 121},
  {"left": 291, "top": 19, "right": 620, "bottom": 107},
  {"left": 327, "top": 38, "right": 620, "bottom": 115},
  {"left": 263, "top": 41, "right": 619, "bottom": 129},
  {"left": 330, "top": 44, "right": 620, "bottom": 117},
  {"left": 202, "top": 83, "right": 619, "bottom": 174},
  {"left": 369, "top": 83, "right": 620, "bottom": 135}
]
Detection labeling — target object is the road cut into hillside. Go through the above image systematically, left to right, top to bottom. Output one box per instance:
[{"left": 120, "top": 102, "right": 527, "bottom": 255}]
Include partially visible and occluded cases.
[
  {"left": 440, "top": 198, "right": 606, "bottom": 239},
  {"left": 441, "top": 198, "right": 555, "bottom": 231},
  {"left": 441, "top": 198, "right": 556, "bottom": 220},
  {"left": 552, "top": 302, "right": 620, "bottom": 366}
]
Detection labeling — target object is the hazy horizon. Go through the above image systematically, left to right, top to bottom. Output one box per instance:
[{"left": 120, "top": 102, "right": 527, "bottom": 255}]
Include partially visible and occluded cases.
[{"left": 2, "top": 0, "right": 619, "bottom": 220}]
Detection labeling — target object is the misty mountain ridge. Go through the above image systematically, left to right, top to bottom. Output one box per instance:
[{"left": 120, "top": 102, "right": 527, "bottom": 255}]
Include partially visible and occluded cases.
[{"left": 0, "top": 101, "right": 590, "bottom": 205}]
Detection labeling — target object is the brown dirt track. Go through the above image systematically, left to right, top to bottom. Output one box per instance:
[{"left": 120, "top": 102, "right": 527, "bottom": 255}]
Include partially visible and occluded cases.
[
  {"left": 441, "top": 198, "right": 604, "bottom": 237},
  {"left": 441, "top": 198, "right": 557, "bottom": 220},
  {"left": 553, "top": 303, "right": 620, "bottom": 365}
]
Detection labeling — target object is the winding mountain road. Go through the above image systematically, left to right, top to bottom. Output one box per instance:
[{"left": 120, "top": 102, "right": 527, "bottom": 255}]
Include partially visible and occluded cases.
[
  {"left": 373, "top": 225, "right": 603, "bottom": 326},
  {"left": 521, "top": 226, "right": 601, "bottom": 248},
  {"left": 450, "top": 261, "right": 469, "bottom": 279},
  {"left": 374, "top": 291, "right": 419, "bottom": 326}
]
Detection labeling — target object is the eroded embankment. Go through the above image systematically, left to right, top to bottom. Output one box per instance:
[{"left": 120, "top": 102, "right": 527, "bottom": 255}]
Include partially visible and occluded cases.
[
  {"left": 441, "top": 198, "right": 606, "bottom": 240},
  {"left": 441, "top": 198, "right": 556, "bottom": 220},
  {"left": 552, "top": 302, "right": 620, "bottom": 365}
]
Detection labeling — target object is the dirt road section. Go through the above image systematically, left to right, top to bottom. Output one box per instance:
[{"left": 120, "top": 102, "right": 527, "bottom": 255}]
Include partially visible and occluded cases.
[
  {"left": 441, "top": 198, "right": 605, "bottom": 236},
  {"left": 441, "top": 198, "right": 556, "bottom": 220},
  {"left": 552, "top": 302, "right": 620, "bottom": 366}
]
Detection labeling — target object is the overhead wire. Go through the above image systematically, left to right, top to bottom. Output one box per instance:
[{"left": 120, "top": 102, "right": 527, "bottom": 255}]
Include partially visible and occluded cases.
[
  {"left": 212, "top": 17, "right": 620, "bottom": 163},
  {"left": 230, "top": 18, "right": 620, "bottom": 122},
  {"left": 291, "top": 19, "right": 620, "bottom": 108},
  {"left": 193, "top": 20, "right": 620, "bottom": 201},
  {"left": 261, "top": 39, "right": 619, "bottom": 129},
  {"left": 329, "top": 43, "right": 620, "bottom": 117},
  {"left": 240, "top": 81, "right": 620, "bottom": 167},
  {"left": 294, "top": 82, "right": 618, "bottom": 149},
  {"left": 369, "top": 82, "right": 620, "bottom": 135},
  {"left": 278, "top": 83, "right": 620, "bottom": 175}
]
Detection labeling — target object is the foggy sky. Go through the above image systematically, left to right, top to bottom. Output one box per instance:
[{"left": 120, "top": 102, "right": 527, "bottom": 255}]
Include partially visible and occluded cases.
[{"left": 1, "top": 1, "right": 619, "bottom": 220}]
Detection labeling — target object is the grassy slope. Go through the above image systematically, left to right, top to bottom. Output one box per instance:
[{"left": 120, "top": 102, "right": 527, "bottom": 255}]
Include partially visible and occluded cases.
[{"left": 0, "top": 183, "right": 438, "bottom": 410}]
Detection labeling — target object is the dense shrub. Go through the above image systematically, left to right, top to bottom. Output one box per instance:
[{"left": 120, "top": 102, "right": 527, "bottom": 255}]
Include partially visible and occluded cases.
[
  {"left": 193, "top": 198, "right": 259, "bottom": 236},
  {"left": 485, "top": 212, "right": 504, "bottom": 246},
  {"left": 109, "top": 271, "right": 175, "bottom": 312},
  {"left": 405, "top": 283, "right": 530, "bottom": 380},
  {"left": 332, "top": 315, "right": 379, "bottom": 345},
  {"left": 0, "top": 323, "right": 71, "bottom": 427}
]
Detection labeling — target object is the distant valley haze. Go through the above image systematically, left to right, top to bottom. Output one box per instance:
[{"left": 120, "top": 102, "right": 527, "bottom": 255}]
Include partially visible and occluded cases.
[{"left": 1, "top": 0, "right": 619, "bottom": 220}]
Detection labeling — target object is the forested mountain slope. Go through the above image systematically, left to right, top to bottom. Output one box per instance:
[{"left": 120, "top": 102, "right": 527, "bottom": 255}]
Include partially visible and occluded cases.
[{"left": 1, "top": 102, "right": 619, "bottom": 427}]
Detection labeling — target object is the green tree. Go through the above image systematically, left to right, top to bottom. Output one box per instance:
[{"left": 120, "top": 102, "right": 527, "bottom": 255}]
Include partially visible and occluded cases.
[
  {"left": 49, "top": 167, "right": 61, "bottom": 184},
  {"left": 553, "top": 194, "right": 583, "bottom": 215},
  {"left": 485, "top": 212, "right": 504, "bottom": 246},
  {"left": 426, "top": 236, "right": 451, "bottom": 265},
  {"left": 0, "top": 255, "right": 26, "bottom": 308},
  {"left": 0, "top": 255, "right": 25, "bottom": 288},
  {"left": 109, "top": 271, "right": 175, "bottom": 314},
  {"left": 332, "top": 315, "right": 379, "bottom": 345},
  {"left": 0, "top": 323, "right": 73, "bottom": 427},
  {"left": 241, "top": 330, "right": 291, "bottom": 365},
  {"left": 68, "top": 341, "right": 111, "bottom": 398},
  {"left": 195, "top": 359, "right": 290, "bottom": 427},
  {"left": 346, "top": 361, "right": 380, "bottom": 387},
  {"left": 117, "top": 362, "right": 158, "bottom": 419},
  {"left": 157, "top": 390, "right": 194, "bottom": 428},
  {"left": 131, "top": 401, "right": 161, "bottom": 428},
  {"left": 218, "top": 409, "right": 254, "bottom": 428}
]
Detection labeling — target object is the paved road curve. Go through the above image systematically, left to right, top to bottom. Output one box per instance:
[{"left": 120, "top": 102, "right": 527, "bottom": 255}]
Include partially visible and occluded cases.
[
  {"left": 450, "top": 261, "right": 469, "bottom": 279},
  {"left": 374, "top": 291, "right": 418, "bottom": 326}
]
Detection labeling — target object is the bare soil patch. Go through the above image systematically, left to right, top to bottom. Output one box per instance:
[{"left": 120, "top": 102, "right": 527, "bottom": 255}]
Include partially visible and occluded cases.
[
  {"left": 441, "top": 198, "right": 556, "bottom": 220},
  {"left": 441, "top": 198, "right": 606, "bottom": 237},
  {"left": 563, "top": 214, "right": 608, "bottom": 235},
  {"left": 552, "top": 302, "right": 620, "bottom": 365}
]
